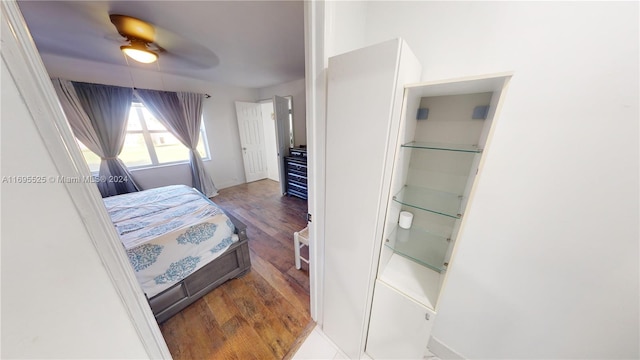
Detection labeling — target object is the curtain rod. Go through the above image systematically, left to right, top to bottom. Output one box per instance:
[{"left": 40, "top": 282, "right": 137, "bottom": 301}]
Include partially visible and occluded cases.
[
  {"left": 66, "top": 81, "right": 212, "bottom": 98},
  {"left": 132, "top": 87, "right": 211, "bottom": 99}
]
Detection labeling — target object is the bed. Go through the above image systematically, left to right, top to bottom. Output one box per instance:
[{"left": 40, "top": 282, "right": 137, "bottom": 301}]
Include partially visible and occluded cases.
[{"left": 103, "top": 184, "right": 251, "bottom": 323}]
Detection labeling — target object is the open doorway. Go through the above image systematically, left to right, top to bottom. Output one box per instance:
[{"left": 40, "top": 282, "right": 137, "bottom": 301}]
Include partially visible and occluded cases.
[{"left": 6, "top": 1, "right": 313, "bottom": 358}]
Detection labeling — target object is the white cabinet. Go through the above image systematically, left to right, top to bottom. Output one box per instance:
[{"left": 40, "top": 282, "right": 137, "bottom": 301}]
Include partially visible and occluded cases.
[
  {"left": 322, "top": 38, "right": 511, "bottom": 360},
  {"left": 322, "top": 38, "right": 421, "bottom": 359},
  {"left": 366, "top": 280, "right": 435, "bottom": 360}
]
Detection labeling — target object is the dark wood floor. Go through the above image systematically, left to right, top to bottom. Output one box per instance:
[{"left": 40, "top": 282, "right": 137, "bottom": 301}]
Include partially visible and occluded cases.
[{"left": 159, "top": 179, "right": 313, "bottom": 360}]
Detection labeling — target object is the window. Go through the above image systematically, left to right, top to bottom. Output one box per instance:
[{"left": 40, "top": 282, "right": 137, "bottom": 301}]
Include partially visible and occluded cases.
[{"left": 78, "top": 102, "right": 210, "bottom": 172}]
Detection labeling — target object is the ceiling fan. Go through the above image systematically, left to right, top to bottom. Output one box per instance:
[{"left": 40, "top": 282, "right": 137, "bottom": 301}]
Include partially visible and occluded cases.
[
  {"left": 107, "top": 13, "right": 218, "bottom": 70},
  {"left": 109, "top": 14, "right": 162, "bottom": 64}
]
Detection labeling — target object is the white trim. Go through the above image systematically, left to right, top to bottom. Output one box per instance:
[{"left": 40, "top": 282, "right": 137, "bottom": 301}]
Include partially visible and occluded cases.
[
  {"left": 303, "top": 0, "right": 327, "bottom": 324},
  {"left": 0, "top": 2, "right": 171, "bottom": 358},
  {"left": 428, "top": 336, "right": 465, "bottom": 360}
]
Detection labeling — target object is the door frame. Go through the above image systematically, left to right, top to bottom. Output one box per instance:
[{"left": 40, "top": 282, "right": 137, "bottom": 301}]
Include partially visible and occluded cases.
[
  {"left": 304, "top": 0, "right": 327, "bottom": 324},
  {"left": 3, "top": 1, "right": 326, "bottom": 357},
  {"left": 1, "top": 2, "right": 171, "bottom": 358},
  {"left": 272, "top": 95, "right": 291, "bottom": 195}
]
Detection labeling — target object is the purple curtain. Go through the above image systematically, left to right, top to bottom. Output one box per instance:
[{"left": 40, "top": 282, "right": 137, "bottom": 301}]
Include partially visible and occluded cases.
[
  {"left": 52, "top": 78, "right": 140, "bottom": 197},
  {"left": 135, "top": 89, "right": 218, "bottom": 197}
]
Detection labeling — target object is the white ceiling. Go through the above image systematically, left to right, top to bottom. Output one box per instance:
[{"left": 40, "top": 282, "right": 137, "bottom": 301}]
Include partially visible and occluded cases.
[{"left": 18, "top": 0, "right": 305, "bottom": 89}]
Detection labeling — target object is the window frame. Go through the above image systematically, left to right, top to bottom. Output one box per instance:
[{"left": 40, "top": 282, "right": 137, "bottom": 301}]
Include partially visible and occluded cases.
[{"left": 79, "top": 102, "right": 211, "bottom": 172}]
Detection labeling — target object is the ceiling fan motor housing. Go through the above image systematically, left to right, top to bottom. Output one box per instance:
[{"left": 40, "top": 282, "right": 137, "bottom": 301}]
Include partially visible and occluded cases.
[{"left": 109, "top": 14, "right": 156, "bottom": 43}]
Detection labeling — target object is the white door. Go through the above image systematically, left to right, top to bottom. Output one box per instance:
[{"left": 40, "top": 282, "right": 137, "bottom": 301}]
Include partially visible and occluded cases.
[
  {"left": 273, "top": 95, "right": 291, "bottom": 195},
  {"left": 235, "top": 101, "right": 268, "bottom": 182},
  {"left": 260, "top": 101, "right": 280, "bottom": 182}
]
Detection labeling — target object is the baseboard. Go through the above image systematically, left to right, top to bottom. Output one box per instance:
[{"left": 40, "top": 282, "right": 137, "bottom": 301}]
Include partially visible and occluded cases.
[{"left": 428, "top": 336, "right": 465, "bottom": 360}]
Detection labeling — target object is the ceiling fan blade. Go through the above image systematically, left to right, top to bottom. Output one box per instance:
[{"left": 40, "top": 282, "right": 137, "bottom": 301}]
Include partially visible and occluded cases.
[
  {"left": 151, "top": 27, "right": 218, "bottom": 69},
  {"left": 158, "top": 50, "right": 219, "bottom": 70}
]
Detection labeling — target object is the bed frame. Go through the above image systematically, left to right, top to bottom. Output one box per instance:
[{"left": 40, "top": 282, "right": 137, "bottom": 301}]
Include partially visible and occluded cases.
[{"left": 147, "top": 212, "right": 251, "bottom": 323}]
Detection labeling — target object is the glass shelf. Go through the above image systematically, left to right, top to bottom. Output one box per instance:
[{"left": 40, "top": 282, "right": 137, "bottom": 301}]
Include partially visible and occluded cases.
[
  {"left": 401, "top": 141, "right": 482, "bottom": 153},
  {"left": 392, "top": 186, "right": 462, "bottom": 219},
  {"left": 385, "top": 226, "right": 449, "bottom": 273}
]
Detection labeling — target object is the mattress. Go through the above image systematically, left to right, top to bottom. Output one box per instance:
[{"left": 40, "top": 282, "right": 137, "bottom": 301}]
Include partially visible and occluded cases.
[{"left": 103, "top": 185, "right": 238, "bottom": 298}]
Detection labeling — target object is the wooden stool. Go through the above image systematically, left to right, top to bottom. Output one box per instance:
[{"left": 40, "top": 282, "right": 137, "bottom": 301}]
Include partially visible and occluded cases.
[{"left": 294, "top": 226, "right": 309, "bottom": 270}]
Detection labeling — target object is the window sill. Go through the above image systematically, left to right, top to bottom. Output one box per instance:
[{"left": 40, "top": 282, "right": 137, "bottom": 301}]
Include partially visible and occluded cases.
[
  {"left": 88, "top": 158, "right": 211, "bottom": 174},
  {"left": 130, "top": 158, "right": 211, "bottom": 172}
]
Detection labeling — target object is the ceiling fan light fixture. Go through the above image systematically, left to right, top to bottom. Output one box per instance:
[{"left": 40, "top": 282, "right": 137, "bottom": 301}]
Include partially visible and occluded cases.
[{"left": 121, "top": 40, "right": 158, "bottom": 64}]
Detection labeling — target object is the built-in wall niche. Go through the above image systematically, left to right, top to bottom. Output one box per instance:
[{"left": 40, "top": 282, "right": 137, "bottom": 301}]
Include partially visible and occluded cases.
[
  {"left": 368, "top": 75, "right": 510, "bottom": 360},
  {"left": 375, "top": 76, "right": 509, "bottom": 311}
]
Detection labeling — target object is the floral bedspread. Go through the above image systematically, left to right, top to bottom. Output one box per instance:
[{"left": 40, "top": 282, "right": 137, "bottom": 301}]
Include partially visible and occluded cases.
[{"left": 103, "top": 185, "right": 237, "bottom": 298}]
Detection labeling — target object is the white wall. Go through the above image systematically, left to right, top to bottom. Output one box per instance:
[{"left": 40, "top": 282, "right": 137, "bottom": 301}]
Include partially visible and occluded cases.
[
  {"left": 325, "top": 1, "right": 638, "bottom": 358},
  {"left": 325, "top": 1, "right": 368, "bottom": 58},
  {"left": 40, "top": 53, "right": 259, "bottom": 190},
  {"left": 1, "top": 57, "right": 149, "bottom": 359},
  {"left": 258, "top": 77, "right": 307, "bottom": 147},
  {"left": 201, "top": 83, "right": 259, "bottom": 188}
]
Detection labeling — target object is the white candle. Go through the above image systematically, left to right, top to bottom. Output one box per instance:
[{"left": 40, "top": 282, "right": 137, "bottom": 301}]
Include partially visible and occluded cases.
[{"left": 398, "top": 211, "right": 413, "bottom": 229}]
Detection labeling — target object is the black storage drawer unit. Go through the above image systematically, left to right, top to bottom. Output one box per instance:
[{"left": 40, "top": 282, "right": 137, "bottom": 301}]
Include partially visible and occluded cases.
[{"left": 285, "top": 154, "right": 308, "bottom": 200}]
